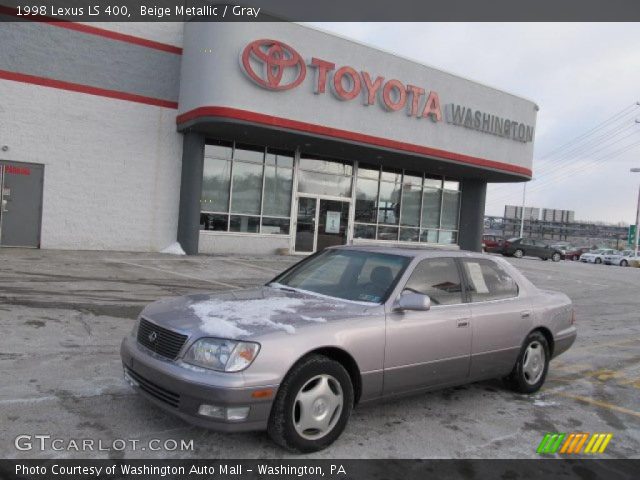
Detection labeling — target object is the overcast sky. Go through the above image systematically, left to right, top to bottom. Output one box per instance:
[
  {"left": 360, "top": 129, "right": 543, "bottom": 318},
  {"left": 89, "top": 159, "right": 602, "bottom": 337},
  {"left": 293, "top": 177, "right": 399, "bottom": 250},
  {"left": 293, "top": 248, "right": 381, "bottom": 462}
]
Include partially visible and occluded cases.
[{"left": 310, "top": 23, "right": 640, "bottom": 224}]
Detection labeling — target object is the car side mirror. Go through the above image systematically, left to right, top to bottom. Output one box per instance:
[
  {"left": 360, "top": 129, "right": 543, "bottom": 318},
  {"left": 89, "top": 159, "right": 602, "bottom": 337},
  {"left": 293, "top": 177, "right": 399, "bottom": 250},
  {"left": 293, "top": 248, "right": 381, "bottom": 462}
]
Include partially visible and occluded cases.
[{"left": 397, "top": 292, "right": 431, "bottom": 311}]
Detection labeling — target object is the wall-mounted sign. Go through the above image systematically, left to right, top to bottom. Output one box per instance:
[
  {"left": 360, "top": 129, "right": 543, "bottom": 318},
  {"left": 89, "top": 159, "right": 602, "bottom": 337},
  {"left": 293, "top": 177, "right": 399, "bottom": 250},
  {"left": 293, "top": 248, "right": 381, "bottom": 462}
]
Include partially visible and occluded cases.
[
  {"left": 240, "top": 39, "right": 534, "bottom": 143},
  {"left": 5, "top": 165, "right": 31, "bottom": 176},
  {"left": 326, "top": 211, "right": 341, "bottom": 234}
]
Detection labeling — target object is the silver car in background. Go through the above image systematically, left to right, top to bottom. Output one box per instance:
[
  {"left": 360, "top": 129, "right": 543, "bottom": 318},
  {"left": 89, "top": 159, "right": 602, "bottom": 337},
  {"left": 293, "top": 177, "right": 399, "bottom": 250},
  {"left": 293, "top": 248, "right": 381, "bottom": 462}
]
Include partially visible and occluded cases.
[
  {"left": 121, "top": 246, "right": 576, "bottom": 452},
  {"left": 580, "top": 248, "right": 617, "bottom": 264},
  {"left": 604, "top": 249, "right": 638, "bottom": 266}
]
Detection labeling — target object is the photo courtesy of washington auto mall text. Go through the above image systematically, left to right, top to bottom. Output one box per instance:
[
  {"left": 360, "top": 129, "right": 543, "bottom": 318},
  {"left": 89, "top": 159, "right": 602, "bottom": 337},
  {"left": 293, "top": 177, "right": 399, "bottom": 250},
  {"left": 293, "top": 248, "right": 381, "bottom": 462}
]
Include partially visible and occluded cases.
[{"left": 1, "top": 0, "right": 640, "bottom": 479}]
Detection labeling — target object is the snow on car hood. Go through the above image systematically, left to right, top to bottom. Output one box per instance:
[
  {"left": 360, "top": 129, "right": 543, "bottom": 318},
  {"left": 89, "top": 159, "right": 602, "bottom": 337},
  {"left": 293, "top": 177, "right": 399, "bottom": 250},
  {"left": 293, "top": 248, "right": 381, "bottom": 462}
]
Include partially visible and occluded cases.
[{"left": 139, "top": 286, "right": 376, "bottom": 340}]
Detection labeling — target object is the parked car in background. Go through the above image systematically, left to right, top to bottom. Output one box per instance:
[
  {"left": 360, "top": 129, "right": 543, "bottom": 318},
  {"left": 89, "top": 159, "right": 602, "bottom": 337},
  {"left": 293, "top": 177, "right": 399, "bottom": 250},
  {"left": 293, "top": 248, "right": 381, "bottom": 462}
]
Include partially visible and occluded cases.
[
  {"left": 482, "top": 234, "right": 504, "bottom": 253},
  {"left": 501, "top": 238, "right": 563, "bottom": 262},
  {"left": 550, "top": 244, "right": 572, "bottom": 260},
  {"left": 120, "top": 246, "right": 576, "bottom": 452},
  {"left": 563, "top": 246, "right": 591, "bottom": 261},
  {"left": 580, "top": 249, "right": 617, "bottom": 264},
  {"left": 604, "top": 250, "right": 638, "bottom": 266}
]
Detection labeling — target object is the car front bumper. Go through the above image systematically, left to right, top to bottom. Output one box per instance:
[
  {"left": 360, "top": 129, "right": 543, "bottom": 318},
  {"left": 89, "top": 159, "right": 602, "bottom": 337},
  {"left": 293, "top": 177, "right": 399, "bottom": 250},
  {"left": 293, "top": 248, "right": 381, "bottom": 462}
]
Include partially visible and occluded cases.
[{"left": 120, "top": 336, "right": 276, "bottom": 432}]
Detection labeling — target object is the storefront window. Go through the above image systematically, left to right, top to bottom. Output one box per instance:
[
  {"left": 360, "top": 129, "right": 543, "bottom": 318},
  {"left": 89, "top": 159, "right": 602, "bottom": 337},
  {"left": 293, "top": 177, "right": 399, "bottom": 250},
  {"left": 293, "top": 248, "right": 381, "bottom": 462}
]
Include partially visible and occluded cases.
[
  {"left": 200, "top": 140, "right": 293, "bottom": 235},
  {"left": 298, "top": 155, "right": 353, "bottom": 197},
  {"left": 201, "top": 157, "right": 231, "bottom": 213},
  {"left": 231, "top": 162, "right": 263, "bottom": 215},
  {"left": 263, "top": 165, "right": 293, "bottom": 217},
  {"left": 354, "top": 167, "right": 460, "bottom": 244},
  {"left": 377, "top": 171, "right": 401, "bottom": 225},
  {"left": 400, "top": 173, "right": 422, "bottom": 228},
  {"left": 355, "top": 177, "right": 379, "bottom": 223},
  {"left": 441, "top": 182, "right": 461, "bottom": 230},
  {"left": 422, "top": 187, "right": 442, "bottom": 228},
  {"left": 230, "top": 215, "right": 260, "bottom": 233},
  {"left": 261, "top": 217, "right": 290, "bottom": 235},
  {"left": 354, "top": 223, "right": 376, "bottom": 239},
  {"left": 377, "top": 226, "right": 399, "bottom": 241}
]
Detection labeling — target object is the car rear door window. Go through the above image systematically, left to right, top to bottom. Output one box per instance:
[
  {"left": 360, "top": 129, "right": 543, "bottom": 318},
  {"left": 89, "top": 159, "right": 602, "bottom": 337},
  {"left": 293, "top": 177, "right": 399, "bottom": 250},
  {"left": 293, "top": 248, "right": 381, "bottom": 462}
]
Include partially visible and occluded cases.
[
  {"left": 403, "top": 258, "right": 463, "bottom": 305},
  {"left": 461, "top": 259, "right": 519, "bottom": 302}
]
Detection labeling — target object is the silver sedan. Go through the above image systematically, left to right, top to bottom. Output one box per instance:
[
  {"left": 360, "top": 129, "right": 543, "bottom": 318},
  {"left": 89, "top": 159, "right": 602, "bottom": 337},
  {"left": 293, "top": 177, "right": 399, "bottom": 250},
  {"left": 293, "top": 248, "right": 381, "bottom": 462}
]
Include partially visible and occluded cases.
[{"left": 120, "top": 246, "right": 576, "bottom": 452}]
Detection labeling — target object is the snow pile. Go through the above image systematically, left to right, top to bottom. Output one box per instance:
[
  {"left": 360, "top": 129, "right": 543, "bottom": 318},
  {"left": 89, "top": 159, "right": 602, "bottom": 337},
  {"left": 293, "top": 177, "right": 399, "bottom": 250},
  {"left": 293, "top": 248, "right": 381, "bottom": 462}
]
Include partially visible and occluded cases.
[
  {"left": 161, "top": 242, "right": 186, "bottom": 255},
  {"left": 190, "top": 297, "right": 325, "bottom": 337}
]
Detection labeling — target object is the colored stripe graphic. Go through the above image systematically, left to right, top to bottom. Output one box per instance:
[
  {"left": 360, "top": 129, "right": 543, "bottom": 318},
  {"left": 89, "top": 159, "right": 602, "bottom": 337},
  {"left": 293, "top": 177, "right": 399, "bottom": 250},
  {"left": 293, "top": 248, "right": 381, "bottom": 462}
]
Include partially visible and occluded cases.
[
  {"left": 538, "top": 432, "right": 613, "bottom": 455},
  {"left": 537, "top": 433, "right": 565, "bottom": 454},
  {"left": 584, "top": 433, "right": 613, "bottom": 454}
]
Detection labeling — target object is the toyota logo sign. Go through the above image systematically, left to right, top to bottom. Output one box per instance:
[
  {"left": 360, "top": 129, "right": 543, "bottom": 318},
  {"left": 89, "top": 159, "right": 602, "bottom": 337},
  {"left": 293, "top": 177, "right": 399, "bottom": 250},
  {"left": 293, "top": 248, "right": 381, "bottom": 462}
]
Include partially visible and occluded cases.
[{"left": 240, "top": 39, "right": 306, "bottom": 91}]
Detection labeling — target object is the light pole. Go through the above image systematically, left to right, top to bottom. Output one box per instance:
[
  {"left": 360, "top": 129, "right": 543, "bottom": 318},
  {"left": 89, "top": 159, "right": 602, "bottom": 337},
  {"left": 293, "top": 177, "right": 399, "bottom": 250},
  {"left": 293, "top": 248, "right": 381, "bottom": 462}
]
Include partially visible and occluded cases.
[
  {"left": 632, "top": 168, "right": 640, "bottom": 257},
  {"left": 519, "top": 182, "right": 527, "bottom": 238}
]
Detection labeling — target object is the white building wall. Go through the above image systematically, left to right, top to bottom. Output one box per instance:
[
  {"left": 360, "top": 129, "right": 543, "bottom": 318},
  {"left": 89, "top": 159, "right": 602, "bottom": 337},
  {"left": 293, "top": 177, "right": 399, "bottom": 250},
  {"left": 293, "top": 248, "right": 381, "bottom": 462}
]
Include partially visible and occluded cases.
[{"left": 0, "top": 79, "right": 183, "bottom": 251}]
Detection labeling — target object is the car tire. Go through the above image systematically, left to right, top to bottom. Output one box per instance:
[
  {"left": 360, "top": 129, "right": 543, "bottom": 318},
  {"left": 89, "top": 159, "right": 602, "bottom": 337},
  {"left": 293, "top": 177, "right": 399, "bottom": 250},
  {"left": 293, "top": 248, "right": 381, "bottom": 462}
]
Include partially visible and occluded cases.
[
  {"left": 513, "top": 249, "right": 524, "bottom": 258},
  {"left": 552, "top": 253, "right": 561, "bottom": 262},
  {"left": 572, "top": 255, "right": 579, "bottom": 261},
  {"left": 595, "top": 258, "right": 602, "bottom": 264},
  {"left": 621, "top": 260, "right": 628, "bottom": 267},
  {"left": 504, "top": 331, "right": 550, "bottom": 394},
  {"left": 267, "top": 354, "right": 354, "bottom": 453}
]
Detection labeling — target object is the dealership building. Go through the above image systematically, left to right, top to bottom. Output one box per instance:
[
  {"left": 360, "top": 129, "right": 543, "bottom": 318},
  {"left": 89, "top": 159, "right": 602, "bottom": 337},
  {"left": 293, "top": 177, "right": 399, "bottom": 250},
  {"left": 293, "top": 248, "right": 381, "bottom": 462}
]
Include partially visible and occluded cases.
[{"left": 0, "top": 17, "right": 537, "bottom": 255}]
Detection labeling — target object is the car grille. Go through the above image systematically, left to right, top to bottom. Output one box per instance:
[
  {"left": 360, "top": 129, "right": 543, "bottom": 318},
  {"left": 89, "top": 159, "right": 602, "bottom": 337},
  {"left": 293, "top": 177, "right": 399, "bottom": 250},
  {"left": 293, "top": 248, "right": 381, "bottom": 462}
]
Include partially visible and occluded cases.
[
  {"left": 137, "top": 318, "right": 188, "bottom": 360},
  {"left": 125, "top": 367, "right": 180, "bottom": 408}
]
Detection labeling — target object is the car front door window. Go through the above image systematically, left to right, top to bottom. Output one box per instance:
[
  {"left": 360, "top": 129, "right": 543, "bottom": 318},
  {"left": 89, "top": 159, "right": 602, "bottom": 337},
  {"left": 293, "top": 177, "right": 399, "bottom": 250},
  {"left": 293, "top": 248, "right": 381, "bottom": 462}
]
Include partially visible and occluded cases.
[{"left": 403, "top": 258, "right": 463, "bottom": 305}]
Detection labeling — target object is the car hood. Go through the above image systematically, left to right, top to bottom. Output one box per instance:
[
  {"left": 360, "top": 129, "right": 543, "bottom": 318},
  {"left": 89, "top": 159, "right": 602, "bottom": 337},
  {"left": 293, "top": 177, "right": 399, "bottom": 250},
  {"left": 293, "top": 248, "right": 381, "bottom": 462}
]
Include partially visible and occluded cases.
[{"left": 139, "top": 286, "right": 378, "bottom": 340}]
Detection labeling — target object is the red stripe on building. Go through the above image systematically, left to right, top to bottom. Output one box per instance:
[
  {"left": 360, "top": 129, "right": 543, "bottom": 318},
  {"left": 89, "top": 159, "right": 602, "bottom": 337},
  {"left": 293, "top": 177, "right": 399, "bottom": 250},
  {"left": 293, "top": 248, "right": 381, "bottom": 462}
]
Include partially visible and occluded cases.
[
  {"left": 0, "top": 6, "right": 182, "bottom": 55},
  {"left": 0, "top": 69, "right": 178, "bottom": 109},
  {"left": 177, "top": 106, "right": 533, "bottom": 177}
]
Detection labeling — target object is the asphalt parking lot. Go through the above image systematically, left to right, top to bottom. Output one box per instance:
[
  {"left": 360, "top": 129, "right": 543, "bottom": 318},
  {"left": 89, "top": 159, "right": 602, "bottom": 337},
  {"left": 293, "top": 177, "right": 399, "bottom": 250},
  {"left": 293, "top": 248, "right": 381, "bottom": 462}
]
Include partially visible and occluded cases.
[{"left": 1, "top": 248, "right": 639, "bottom": 459}]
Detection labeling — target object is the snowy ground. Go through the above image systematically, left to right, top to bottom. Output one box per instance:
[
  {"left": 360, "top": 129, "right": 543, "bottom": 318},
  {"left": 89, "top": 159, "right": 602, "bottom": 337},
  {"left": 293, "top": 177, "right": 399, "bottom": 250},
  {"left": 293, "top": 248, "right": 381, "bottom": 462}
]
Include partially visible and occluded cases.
[{"left": 0, "top": 249, "right": 639, "bottom": 459}]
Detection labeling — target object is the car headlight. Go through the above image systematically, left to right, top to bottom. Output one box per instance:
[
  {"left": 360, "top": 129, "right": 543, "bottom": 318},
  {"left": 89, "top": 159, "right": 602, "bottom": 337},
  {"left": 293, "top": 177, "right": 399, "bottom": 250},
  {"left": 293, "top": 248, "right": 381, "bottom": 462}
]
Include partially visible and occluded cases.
[{"left": 183, "top": 338, "right": 260, "bottom": 372}]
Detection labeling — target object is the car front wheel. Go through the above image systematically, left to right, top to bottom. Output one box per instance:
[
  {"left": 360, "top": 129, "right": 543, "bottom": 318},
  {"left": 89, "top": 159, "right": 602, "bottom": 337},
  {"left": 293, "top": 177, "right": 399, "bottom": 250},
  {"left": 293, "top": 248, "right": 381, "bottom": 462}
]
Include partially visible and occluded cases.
[
  {"left": 513, "top": 249, "right": 524, "bottom": 258},
  {"left": 552, "top": 253, "right": 561, "bottom": 262},
  {"left": 595, "top": 258, "right": 602, "bottom": 264},
  {"left": 504, "top": 331, "right": 550, "bottom": 394},
  {"left": 268, "top": 355, "right": 354, "bottom": 453}
]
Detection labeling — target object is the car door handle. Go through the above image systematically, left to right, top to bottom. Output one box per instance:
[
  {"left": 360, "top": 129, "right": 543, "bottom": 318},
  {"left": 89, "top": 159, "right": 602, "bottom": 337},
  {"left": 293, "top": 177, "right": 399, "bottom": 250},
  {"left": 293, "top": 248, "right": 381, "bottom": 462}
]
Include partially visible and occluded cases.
[
  {"left": 521, "top": 310, "right": 531, "bottom": 318},
  {"left": 457, "top": 318, "right": 470, "bottom": 328}
]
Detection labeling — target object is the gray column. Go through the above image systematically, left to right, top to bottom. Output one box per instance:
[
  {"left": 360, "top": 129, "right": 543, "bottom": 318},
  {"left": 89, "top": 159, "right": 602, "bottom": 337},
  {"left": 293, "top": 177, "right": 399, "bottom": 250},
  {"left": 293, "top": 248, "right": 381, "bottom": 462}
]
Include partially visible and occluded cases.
[
  {"left": 177, "top": 132, "right": 205, "bottom": 255},
  {"left": 458, "top": 179, "right": 487, "bottom": 252}
]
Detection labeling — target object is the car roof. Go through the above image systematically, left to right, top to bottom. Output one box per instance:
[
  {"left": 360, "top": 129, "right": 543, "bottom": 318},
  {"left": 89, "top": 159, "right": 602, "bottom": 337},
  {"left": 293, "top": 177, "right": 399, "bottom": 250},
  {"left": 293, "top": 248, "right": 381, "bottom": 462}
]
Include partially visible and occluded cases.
[{"left": 329, "top": 244, "right": 487, "bottom": 260}]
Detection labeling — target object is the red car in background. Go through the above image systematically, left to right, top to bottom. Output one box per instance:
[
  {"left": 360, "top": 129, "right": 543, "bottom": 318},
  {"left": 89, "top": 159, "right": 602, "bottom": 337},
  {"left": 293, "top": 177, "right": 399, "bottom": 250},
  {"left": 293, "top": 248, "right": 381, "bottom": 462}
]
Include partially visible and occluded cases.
[
  {"left": 483, "top": 234, "right": 504, "bottom": 253},
  {"left": 563, "top": 246, "right": 591, "bottom": 261}
]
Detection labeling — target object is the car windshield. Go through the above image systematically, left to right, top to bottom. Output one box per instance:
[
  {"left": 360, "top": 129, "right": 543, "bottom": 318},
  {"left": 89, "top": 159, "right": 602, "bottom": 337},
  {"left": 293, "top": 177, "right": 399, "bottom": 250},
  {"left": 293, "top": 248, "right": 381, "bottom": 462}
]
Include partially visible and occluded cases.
[{"left": 269, "top": 249, "right": 411, "bottom": 304}]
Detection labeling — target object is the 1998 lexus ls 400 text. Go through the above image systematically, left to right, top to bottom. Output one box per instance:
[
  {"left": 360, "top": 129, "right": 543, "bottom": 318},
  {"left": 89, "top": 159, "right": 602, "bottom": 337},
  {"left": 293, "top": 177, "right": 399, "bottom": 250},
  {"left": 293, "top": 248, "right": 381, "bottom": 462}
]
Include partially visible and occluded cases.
[{"left": 120, "top": 246, "right": 576, "bottom": 452}]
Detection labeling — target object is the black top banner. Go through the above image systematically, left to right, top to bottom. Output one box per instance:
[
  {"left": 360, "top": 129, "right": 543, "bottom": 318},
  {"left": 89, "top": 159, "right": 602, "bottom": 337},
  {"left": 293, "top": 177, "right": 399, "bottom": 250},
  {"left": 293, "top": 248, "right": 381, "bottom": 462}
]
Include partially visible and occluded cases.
[
  {"left": 0, "top": 0, "right": 639, "bottom": 21},
  {"left": 1, "top": 459, "right": 639, "bottom": 480}
]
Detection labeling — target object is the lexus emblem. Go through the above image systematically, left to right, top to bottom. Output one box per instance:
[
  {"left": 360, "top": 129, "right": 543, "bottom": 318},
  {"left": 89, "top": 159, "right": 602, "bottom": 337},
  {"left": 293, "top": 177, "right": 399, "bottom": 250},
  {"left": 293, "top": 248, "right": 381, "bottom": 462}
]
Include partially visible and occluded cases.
[
  {"left": 241, "top": 39, "right": 306, "bottom": 91},
  {"left": 148, "top": 331, "right": 158, "bottom": 343}
]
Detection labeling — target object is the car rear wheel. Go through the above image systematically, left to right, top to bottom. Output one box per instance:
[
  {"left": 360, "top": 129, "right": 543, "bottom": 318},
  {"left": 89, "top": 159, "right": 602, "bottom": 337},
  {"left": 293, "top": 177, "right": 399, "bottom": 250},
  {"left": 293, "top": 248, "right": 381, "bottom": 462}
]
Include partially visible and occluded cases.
[
  {"left": 513, "top": 249, "right": 524, "bottom": 258},
  {"left": 552, "top": 253, "right": 561, "bottom": 262},
  {"left": 572, "top": 255, "right": 579, "bottom": 261},
  {"left": 595, "top": 258, "right": 602, "bottom": 264},
  {"left": 621, "top": 260, "right": 629, "bottom": 267},
  {"left": 504, "top": 331, "right": 549, "bottom": 394},
  {"left": 267, "top": 355, "right": 353, "bottom": 453}
]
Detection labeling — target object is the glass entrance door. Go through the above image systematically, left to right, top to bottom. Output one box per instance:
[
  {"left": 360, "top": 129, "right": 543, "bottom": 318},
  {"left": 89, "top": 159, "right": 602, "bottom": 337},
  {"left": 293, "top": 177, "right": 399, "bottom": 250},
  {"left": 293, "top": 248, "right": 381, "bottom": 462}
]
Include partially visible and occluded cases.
[
  {"left": 294, "top": 196, "right": 350, "bottom": 253},
  {"left": 294, "top": 197, "right": 316, "bottom": 253},
  {"left": 316, "top": 199, "right": 349, "bottom": 251}
]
